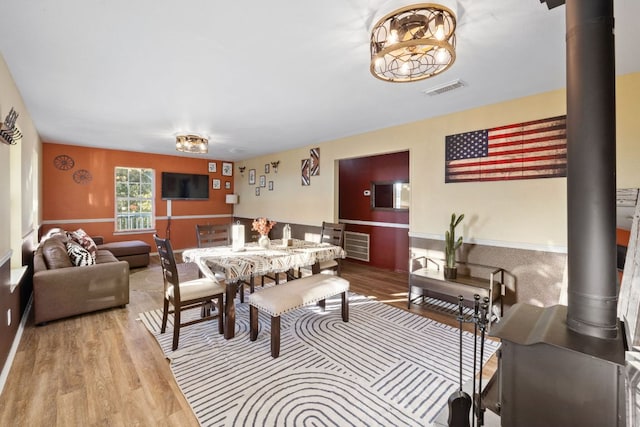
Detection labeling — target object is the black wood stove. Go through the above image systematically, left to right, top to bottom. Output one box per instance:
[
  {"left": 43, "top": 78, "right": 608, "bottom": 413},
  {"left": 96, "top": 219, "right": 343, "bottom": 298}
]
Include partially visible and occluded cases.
[{"left": 487, "top": 1, "right": 628, "bottom": 426}]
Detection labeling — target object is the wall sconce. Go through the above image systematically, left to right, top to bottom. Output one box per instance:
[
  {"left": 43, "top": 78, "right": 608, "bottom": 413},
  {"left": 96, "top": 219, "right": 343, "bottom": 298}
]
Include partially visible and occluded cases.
[
  {"left": 0, "top": 107, "right": 22, "bottom": 146},
  {"left": 271, "top": 161, "right": 280, "bottom": 173},
  {"left": 238, "top": 166, "right": 246, "bottom": 176},
  {"left": 225, "top": 194, "right": 239, "bottom": 205}
]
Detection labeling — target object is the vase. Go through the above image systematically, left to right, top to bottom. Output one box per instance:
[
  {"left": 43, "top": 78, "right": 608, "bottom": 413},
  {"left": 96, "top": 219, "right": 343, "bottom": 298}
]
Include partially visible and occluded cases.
[
  {"left": 258, "top": 235, "right": 270, "bottom": 249},
  {"left": 444, "top": 266, "right": 457, "bottom": 280}
]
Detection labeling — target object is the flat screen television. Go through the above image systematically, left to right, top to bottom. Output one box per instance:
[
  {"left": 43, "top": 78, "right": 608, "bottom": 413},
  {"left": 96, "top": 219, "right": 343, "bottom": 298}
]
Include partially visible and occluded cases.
[{"left": 161, "top": 172, "right": 209, "bottom": 200}]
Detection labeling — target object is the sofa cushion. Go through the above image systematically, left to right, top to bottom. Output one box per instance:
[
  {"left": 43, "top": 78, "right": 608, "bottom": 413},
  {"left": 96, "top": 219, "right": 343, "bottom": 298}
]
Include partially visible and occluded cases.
[
  {"left": 69, "top": 228, "right": 98, "bottom": 260},
  {"left": 42, "top": 235, "right": 73, "bottom": 269},
  {"left": 98, "top": 240, "right": 151, "bottom": 257},
  {"left": 66, "top": 241, "right": 96, "bottom": 266},
  {"left": 95, "top": 249, "right": 119, "bottom": 264}
]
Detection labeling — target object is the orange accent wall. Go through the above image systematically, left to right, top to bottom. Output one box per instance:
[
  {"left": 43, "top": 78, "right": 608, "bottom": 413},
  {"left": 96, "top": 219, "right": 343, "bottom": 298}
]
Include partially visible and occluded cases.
[
  {"left": 42, "top": 143, "right": 234, "bottom": 250},
  {"left": 617, "top": 228, "right": 630, "bottom": 247}
]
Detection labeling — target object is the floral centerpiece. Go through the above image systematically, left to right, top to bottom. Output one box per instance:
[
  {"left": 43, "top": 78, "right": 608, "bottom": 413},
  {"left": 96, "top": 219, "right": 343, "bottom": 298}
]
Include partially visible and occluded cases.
[
  {"left": 252, "top": 217, "right": 276, "bottom": 248},
  {"left": 252, "top": 217, "right": 276, "bottom": 236}
]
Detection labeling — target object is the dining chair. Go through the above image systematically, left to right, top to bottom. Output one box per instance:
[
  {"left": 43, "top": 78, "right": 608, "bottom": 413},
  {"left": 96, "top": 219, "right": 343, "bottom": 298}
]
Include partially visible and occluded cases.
[
  {"left": 299, "top": 221, "right": 346, "bottom": 277},
  {"left": 195, "top": 223, "right": 251, "bottom": 302},
  {"left": 196, "top": 223, "right": 231, "bottom": 248},
  {"left": 154, "top": 234, "right": 225, "bottom": 351}
]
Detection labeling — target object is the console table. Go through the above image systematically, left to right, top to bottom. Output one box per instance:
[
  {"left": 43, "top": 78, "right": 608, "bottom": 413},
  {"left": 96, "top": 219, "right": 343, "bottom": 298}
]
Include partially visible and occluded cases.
[{"left": 408, "top": 256, "right": 505, "bottom": 327}]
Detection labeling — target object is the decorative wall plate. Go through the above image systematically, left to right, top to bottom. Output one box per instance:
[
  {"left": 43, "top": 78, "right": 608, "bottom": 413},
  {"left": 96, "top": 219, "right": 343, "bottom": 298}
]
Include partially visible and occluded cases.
[
  {"left": 54, "top": 154, "right": 75, "bottom": 170},
  {"left": 73, "top": 169, "right": 92, "bottom": 184}
]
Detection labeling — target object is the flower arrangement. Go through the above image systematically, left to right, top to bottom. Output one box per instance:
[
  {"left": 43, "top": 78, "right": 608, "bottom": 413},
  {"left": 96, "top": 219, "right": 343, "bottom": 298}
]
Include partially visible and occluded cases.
[{"left": 252, "top": 217, "right": 276, "bottom": 236}]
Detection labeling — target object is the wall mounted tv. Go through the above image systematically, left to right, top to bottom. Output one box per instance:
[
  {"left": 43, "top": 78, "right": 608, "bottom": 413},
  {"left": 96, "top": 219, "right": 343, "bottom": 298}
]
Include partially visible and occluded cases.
[{"left": 161, "top": 172, "right": 209, "bottom": 200}]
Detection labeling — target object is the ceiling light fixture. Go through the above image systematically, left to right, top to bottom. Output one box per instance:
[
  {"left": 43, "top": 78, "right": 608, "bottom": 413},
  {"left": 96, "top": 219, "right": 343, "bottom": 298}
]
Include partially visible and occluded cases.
[
  {"left": 370, "top": 3, "right": 456, "bottom": 82},
  {"left": 175, "top": 134, "right": 208, "bottom": 154}
]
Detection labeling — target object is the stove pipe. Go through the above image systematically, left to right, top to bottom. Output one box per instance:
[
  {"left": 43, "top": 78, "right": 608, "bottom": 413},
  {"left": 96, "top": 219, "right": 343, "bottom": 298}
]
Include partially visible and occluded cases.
[{"left": 565, "top": 0, "right": 618, "bottom": 340}]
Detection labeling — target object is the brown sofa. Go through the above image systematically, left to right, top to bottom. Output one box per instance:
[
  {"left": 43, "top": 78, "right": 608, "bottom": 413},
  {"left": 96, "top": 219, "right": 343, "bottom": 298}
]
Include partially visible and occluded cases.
[{"left": 33, "top": 230, "right": 130, "bottom": 324}]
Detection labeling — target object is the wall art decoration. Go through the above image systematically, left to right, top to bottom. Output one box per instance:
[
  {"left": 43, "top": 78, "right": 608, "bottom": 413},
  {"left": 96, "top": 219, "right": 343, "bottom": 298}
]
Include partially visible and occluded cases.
[
  {"left": 0, "top": 107, "right": 22, "bottom": 145},
  {"left": 445, "top": 115, "right": 567, "bottom": 183},
  {"left": 310, "top": 147, "right": 320, "bottom": 176},
  {"left": 54, "top": 154, "right": 75, "bottom": 171},
  {"left": 301, "top": 159, "right": 310, "bottom": 186},
  {"left": 270, "top": 161, "right": 280, "bottom": 173},
  {"left": 208, "top": 162, "right": 217, "bottom": 173},
  {"left": 222, "top": 162, "right": 233, "bottom": 176},
  {"left": 265, "top": 163, "right": 270, "bottom": 174},
  {"left": 73, "top": 169, "right": 92, "bottom": 185},
  {"left": 249, "top": 169, "right": 256, "bottom": 185},
  {"left": 259, "top": 175, "right": 266, "bottom": 187},
  {"left": 212, "top": 179, "right": 221, "bottom": 189},
  {"left": 225, "top": 181, "right": 231, "bottom": 189},
  {"left": 268, "top": 181, "right": 274, "bottom": 191},
  {"left": 255, "top": 187, "right": 260, "bottom": 196}
]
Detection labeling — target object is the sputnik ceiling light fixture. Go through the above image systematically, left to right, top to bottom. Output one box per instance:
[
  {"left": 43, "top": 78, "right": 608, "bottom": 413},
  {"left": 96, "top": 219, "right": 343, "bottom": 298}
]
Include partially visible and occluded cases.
[
  {"left": 370, "top": 3, "right": 457, "bottom": 82},
  {"left": 175, "top": 134, "right": 208, "bottom": 154}
]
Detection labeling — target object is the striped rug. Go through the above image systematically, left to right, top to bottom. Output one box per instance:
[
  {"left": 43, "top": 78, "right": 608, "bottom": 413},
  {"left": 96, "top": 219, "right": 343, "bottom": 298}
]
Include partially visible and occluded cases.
[{"left": 139, "top": 292, "right": 499, "bottom": 427}]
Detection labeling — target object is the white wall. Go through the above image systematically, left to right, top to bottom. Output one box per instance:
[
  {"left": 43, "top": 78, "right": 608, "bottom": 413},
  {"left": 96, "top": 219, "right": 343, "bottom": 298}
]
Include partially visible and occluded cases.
[
  {"left": 0, "top": 53, "right": 41, "bottom": 268},
  {"left": 233, "top": 72, "right": 640, "bottom": 251}
]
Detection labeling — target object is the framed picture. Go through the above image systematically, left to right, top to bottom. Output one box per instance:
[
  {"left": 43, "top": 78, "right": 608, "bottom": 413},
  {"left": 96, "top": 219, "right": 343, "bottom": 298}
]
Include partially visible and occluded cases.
[
  {"left": 208, "top": 162, "right": 217, "bottom": 173},
  {"left": 222, "top": 162, "right": 233, "bottom": 176},
  {"left": 265, "top": 163, "right": 270, "bottom": 174},
  {"left": 249, "top": 169, "right": 256, "bottom": 185},
  {"left": 259, "top": 175, "right": 266, "bottom": 187},
  {"left": 212, "top": 179, "right": 221, "bottom": 189},
  {"left": 268, "top": 180, "right": 274, "bottom": 191},
  {"left": 225, "top": 181, "right": 231, "bottom": 189},
  {"left": 255, "top": 187, "right": 260, "bottom": 196}
]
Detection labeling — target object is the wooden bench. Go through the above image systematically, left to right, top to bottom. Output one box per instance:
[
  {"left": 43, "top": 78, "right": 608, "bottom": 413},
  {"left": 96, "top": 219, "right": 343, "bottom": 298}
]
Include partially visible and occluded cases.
[
  {"left": 409, "top": 257, "right": 504, "bottom": 330},
  {"left": 248, "top": 274, "right": 350, "bottom": 357}
]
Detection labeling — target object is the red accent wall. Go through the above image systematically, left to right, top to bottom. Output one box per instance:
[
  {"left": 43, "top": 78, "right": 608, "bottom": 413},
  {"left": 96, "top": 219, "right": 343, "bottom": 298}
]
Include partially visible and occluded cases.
[
  {"left": 42, "top": 143, "right": 234, "bottom": 250},
  {"left": 339, "top": 151, "right": 409, "bottom": 272}
]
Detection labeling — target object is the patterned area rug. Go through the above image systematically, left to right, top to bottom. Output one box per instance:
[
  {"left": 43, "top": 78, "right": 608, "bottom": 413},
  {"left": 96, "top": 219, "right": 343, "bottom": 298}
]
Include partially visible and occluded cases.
[{"left": 139, "top": 291, "right": 499, "bottom": 427}]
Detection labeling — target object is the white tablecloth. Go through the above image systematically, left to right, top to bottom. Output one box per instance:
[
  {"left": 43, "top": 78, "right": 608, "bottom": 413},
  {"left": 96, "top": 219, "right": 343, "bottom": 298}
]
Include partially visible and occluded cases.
[{"left": 182, "top": 239, "right": 345, "bottom": 283}]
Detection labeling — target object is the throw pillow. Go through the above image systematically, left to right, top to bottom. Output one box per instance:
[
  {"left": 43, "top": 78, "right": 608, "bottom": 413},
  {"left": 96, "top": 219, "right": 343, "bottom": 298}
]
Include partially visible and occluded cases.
[
  {"left": 70, "top": 228, "right": 98, "bottom": 260},
  {"left": 66, "top": 241, "right": 96, "bottom": 266}
]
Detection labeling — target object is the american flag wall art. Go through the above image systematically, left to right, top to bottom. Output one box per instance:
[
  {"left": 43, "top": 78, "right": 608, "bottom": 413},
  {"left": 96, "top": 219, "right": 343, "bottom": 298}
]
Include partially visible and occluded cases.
[{"left": 445, "top": 115, "right": 567, "bottom": 183}]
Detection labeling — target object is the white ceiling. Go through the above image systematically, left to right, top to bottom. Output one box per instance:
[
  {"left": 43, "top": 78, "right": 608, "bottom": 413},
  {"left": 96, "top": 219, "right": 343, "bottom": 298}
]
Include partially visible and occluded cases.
[{"left": 1, "top": 1, "right": 639, "bottom": 161}]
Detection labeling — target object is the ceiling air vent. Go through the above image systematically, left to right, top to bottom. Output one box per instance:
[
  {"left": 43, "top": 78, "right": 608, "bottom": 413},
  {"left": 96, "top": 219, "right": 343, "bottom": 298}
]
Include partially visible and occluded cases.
[{"left": 422, "top": 79, "right": 465, "bottom": 96}]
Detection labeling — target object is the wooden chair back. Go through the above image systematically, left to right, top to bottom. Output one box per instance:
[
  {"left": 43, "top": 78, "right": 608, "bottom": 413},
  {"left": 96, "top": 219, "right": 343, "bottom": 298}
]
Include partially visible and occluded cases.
[
  {"left": 320, "top": 222, "right": 345, "bottom": 247},
  {"left": 196, "top": 224, "right": 231, "bottom": 248},
  {"left": 154, "top": 234, "right": 181, "bottom": 302}
]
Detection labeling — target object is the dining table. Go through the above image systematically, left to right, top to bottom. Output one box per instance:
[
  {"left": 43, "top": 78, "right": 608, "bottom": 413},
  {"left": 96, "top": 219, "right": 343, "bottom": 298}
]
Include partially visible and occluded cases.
[{"left": 182, "top": 239, "right": 346, "bottom": 339}]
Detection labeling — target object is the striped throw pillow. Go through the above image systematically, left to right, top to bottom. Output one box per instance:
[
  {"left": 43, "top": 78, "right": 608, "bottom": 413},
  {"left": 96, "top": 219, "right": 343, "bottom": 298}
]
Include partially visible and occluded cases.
[{"left": 66, "top": 241, "right": 96, "bottom": 266}]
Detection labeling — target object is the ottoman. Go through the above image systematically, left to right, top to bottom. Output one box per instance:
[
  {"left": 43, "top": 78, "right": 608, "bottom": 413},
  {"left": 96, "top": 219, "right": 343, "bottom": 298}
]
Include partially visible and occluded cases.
[{"left": 93, "top": 238, "right": 151, "bottom": 268}]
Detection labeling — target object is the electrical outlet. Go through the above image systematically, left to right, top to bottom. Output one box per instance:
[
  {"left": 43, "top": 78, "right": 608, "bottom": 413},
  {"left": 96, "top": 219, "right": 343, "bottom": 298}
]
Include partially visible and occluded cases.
[{"left": 7, "top": 309, "right": 11, "bottom": 326}]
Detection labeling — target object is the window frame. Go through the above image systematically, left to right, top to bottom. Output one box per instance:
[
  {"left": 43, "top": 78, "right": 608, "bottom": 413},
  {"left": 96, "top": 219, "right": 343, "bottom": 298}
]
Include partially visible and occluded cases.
[{"left": 114, "top": 166, "right": 156, "bottom": 233}]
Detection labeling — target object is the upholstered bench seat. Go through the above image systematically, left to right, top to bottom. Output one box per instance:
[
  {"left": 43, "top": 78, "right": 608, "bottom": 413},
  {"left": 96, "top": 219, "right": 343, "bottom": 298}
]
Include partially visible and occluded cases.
[
  {"left": 93, "top": 238, "right": 151, "bottom": 268},
  {"left": 249, "top": 274, "right": 349, "bottom": 357}
]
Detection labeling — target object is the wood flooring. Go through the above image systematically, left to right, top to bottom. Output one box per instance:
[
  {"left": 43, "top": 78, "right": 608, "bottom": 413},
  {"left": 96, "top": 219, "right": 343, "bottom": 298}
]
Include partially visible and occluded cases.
[{"left": 0, "top": 259, "right": 497, "bottom": 426}]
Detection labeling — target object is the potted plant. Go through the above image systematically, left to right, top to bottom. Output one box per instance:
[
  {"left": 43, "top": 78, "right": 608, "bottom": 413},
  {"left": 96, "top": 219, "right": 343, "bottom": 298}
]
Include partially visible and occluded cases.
[{"left": 444, "top": 212, "right": 464, "bottom": 279}]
